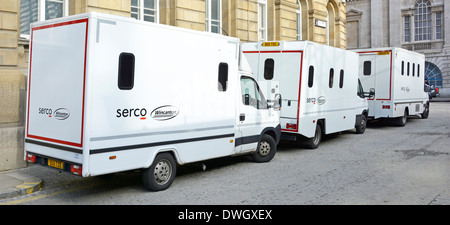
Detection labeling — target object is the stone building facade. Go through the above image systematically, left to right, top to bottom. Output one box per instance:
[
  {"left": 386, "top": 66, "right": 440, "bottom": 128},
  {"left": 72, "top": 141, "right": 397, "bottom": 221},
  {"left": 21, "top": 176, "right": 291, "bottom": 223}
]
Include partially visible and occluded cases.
[
  {"left": 0, "top": 0, "right": 347, "bottom": 171},
  {"left": 346, "top": 0, "right": 450, "bottom": 97}
]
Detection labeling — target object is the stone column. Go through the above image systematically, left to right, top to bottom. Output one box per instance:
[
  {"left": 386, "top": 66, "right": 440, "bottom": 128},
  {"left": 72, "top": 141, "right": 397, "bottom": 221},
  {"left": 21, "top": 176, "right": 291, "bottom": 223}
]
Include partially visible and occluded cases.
[{"left": 0, "top": 0, "right": 27, "bottom": 171}]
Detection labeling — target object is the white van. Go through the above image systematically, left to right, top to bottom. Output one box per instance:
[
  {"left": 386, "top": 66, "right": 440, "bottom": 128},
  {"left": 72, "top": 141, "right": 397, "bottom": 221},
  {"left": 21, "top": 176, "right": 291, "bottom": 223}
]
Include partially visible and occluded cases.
[
  {"left": 24, "top": 13, "right": 281, "bottom": 191},
  {"left": 241, "top": 41, "right": 371, "bottom": 149},
  {"left": 355, "top": 47, "right": 429, "bottom": 126}
]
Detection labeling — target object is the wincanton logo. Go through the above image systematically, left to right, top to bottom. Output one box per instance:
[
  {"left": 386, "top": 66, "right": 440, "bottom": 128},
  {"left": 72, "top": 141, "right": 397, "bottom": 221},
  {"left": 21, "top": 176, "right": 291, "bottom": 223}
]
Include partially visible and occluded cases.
[
  {"left": 150, "top": 105, "right": 179, "bottom": 121},
  {"left": 54, "top": 108, "right": 70, "bottom": 120}
]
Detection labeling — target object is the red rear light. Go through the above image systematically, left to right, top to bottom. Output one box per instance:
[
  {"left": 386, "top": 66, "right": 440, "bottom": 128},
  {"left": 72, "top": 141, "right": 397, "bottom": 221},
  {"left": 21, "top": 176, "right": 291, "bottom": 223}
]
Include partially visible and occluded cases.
[
  {"left": 436, "top": 87, "right": 439, "bottom": 92},
  {"left": 382, "top": 105, "right": 390, "bottom": 109},
  {"left": 286, "top": 123, "right": 297, "bottom": 130},
  {"left": 26, "top": 154, "right": 36, "bottom": 163},
  {"left": 71, "top": 165, "right": 82, "bottom": 176}
]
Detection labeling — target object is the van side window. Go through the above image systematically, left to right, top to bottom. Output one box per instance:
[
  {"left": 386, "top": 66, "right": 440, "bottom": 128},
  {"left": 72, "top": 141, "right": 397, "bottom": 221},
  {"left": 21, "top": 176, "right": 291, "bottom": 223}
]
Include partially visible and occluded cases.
[
  {"left": 118, "top": 53, "right": 135, "bottom": 90},
  {"left": 264, "top": 58, "right": 274, "bottom": 80},
  {"left": 363, "top": 61, "right": 371, "bottom": 75},
  {"left": 401, "top": 61, "right": 405, "bottom": 75},
  {"left": 407, "top": 62, "right": 410, "bottom": 76},
  {"left": 218, "top": 63, "right": 228, "bottom": 92},
  {"left": 418, "top": 64, "right": 420, "bottom": 77},
  {"left": 308, "top": 66, "right": 314, "bottom": 88},
  {"left": 329, "top": 68, "right": 334, "bottom": 88},
  {"left": 339, "top": 70, "right": 344, "bottom": 88},
  {"left": 240, "top": 76, "right": 267, "bottom": 109}
]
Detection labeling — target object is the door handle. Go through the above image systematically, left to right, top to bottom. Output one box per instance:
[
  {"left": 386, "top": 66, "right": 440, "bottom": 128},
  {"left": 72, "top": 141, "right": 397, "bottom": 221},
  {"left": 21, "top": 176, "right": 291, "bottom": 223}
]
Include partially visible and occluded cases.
[{"left": 240, "top": 113, "right": 245, "bottom": 121}]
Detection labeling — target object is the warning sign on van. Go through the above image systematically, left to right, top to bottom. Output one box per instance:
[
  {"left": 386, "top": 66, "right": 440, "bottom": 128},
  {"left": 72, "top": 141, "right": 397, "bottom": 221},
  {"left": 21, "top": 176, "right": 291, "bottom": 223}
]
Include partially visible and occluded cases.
[{"left": 377, "top": 51, "right": 390, "bottom": 55}]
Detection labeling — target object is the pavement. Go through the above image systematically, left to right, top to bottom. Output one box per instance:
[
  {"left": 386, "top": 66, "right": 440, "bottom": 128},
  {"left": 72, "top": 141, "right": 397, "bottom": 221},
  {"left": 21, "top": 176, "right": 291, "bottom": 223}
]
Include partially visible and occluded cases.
[
  {"left": 0, "top": 97, "right": 449, "bottom": 202},
  {"left": 0, "top": 166, "right": 42, "bottom": 200}
]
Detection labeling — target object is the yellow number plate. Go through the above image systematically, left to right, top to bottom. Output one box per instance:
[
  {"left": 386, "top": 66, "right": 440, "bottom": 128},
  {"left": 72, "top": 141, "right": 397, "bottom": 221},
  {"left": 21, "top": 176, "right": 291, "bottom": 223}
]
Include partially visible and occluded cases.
[
  {"left": 262, "top": 42, "right": 279, "bottom": 47},
  {"left": 377, "top": 51, "right": 390, "bottom": 55},
  {"left": 48, "top": 159, "right": 64, "bottom": 169}
]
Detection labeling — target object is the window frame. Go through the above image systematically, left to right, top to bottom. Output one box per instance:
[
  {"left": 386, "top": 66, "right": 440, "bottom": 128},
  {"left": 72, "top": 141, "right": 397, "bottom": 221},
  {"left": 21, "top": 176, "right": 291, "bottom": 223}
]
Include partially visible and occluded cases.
[
  {"left": 20, "top": 0, "right": 69, "bottom": 38},
  {"left": 131, "top": 0, "right": 160, "bottom": 23},
  {"left": 206, "top": 0, "right": 222, "bottom": 34},
  {"left": 258, "top": 0, "right": 268, "bottom": 42},
  {"left": 414, "top": 0, "right": 432, "bottom": 41}
]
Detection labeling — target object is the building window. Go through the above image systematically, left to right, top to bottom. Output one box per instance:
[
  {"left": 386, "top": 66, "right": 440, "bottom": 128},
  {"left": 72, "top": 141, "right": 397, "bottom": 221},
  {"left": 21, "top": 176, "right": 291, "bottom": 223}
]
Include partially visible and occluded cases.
[
  {"left": 20, "top": 0, "right": 69, "bottom": 37},
  {"left": 131, "top": 0, "right": 159, "bottom": 23},
  {"left": 206, "top": 0, "right": 222, "bottom": 34},
  {"left": 258, "top": 0, "right": 267, "bottom": 42},
  {"left": 414, "top": 0, "right": 431, "bottom": 41},
  {"left": 296, "top": 3, "right": 302, "bottom": 40},
  {"left": 326, "top": 8, "right": 330, "bottom": 45},
  {"left": 436, "top": 12, "right": 443, "bottom": 40},
  {"left": 404, "top": 16, "right": 411, "bottom": 42},
  {"left": 425, "top": 62, "right": 443, "bottom": 88}
]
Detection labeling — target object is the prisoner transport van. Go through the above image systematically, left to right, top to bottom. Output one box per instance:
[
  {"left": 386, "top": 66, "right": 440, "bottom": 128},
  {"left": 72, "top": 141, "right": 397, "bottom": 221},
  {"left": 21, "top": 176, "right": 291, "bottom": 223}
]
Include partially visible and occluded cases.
[
  {"left": 24, "top": 12, "right": 281, "bottom": 191},
  {"left": 241, "top": 41, "right": 372, "bottom": 149},
  {"left": 355, "top": 47, "right": 429, "bottom": 126}
]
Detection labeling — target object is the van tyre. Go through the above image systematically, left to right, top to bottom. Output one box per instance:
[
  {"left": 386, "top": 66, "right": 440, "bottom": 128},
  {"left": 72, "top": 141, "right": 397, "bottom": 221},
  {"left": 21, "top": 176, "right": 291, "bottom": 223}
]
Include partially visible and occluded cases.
[
  {"left": 421, "top": 104, "right": 429, "bottom": 119},
  {"left": 393, "top": 109, "right": 408, "bottom": 127},
  {"left": 355, "top": 115, "right": 367, "bottom": 134},
  {"left": 304, "top": 123, "right": 322, "bottom": 149},
  {"left": 251, "top": 134, "right": 277, "bottom": 163},
  {"left": 142, "top": 152, "right": 176, "bottom": 191}
]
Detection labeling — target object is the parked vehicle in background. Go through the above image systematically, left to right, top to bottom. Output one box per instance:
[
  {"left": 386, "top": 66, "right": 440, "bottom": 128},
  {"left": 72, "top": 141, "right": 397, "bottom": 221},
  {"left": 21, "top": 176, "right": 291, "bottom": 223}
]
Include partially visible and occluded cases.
[
  {"left": 241, "top": 41, "right": 371, "bottom": 149},
  {"left": 355, "top": 47, "right": 430, "bottom": 125}
]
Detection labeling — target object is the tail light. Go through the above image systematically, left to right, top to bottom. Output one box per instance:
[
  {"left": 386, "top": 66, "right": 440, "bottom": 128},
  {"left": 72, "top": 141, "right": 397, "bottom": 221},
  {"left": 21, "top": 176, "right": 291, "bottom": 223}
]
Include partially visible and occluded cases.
[
  {"left": 382, "top": 105, "right": 390, "bottom": 109},
  {"left": 286, "top": 123, "right": 297, "bottom": 130},
  {"left": 26, "top": 154, "right": 36, "bottom": 163},
  {"left": 71, "top": 165, "right": 82, "bottom": 176}
]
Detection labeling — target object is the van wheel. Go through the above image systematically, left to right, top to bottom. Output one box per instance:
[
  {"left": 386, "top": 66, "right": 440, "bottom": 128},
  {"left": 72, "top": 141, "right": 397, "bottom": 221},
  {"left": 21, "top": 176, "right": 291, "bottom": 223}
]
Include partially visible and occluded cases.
[
  {"left": 421, "top": 105, "right": 429, "bottom": 119},
  {"left": 393, "top": 109, "right": 408, "bottom": 127},
  {"left": 355, "top": 115, "right": 367, "bottom": 134},
  {"left": 304, "top": 123, "right": 322, "bottom": 149},
  {"left": 251, "top": 134, "right": 276, "bottom": 163},
  {"left": 142, "top": 152, "right": 176, "bottom": 191}
]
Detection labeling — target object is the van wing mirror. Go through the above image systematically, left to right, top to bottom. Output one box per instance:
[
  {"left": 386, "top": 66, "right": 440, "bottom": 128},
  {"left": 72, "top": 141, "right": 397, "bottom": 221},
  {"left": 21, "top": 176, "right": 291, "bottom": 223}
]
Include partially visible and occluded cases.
[
  {"left": 365, "top": 88, "right": 375, "bottom": 98},
  {"left": 273, "top": 94, "right": 282, "bottom": 111}
]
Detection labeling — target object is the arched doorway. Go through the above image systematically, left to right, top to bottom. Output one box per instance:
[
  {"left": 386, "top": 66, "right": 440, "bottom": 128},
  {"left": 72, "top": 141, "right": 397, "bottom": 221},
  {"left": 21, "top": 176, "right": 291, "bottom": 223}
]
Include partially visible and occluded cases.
[{"left": 425, "top": 62, "right": 443, "bottom": 88}]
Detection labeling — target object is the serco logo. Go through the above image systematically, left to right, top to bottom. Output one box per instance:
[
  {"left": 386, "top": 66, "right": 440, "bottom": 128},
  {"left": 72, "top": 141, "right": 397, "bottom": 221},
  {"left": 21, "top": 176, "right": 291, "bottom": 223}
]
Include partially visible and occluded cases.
[{"left": 116, "top": 105, "right": 179, "bottom": 121}]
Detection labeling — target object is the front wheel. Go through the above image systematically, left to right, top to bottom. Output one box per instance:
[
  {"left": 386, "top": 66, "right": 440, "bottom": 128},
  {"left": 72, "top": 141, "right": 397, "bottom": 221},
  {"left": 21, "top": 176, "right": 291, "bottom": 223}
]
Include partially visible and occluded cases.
[
  {"left": 421, "top": 104, "right": 429, "bottom": 119},
  {"left": 355, "top": 115, "right": 367, "bottom": 134},
  {"left": 251, "top": 134, "right": 277, "bottom": 163},
  {"left": 142, "top": 152, "right": 177, "bottom": 191}
]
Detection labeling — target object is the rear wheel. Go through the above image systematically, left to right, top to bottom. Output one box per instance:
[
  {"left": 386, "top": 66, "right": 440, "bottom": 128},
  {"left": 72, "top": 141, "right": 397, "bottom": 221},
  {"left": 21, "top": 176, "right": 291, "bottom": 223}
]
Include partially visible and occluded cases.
[
  {"left": 393, "top": 109, "right": 408, "bottom": 127},
  {"left": 304, "top": 123, "right": 322, "bottom": 149},
  {"left": 251, "top": 134, "right": 277, "bottom": 163},
  {"left": 142, "top": 152, "right": 176, "bottom": 191}
]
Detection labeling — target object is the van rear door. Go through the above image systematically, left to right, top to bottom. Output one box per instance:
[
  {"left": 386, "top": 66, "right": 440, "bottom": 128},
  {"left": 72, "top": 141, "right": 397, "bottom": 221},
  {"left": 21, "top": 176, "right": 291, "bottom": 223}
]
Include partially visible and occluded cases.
[{"left": 25, "top": 18, "right": 89, "bottom": 159}]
